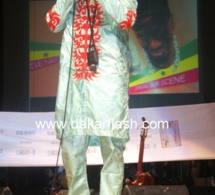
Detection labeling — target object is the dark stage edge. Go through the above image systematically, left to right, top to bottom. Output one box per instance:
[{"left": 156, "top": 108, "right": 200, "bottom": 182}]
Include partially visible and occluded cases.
[{"left": 2, "top": 186, "right": 215, "bottom": 195}]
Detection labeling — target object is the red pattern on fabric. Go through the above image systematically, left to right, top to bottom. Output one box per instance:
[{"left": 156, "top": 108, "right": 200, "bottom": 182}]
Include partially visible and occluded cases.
[
  {"left": 73, "top": 0, "right": 102, "bottom": 81},
  {"left": 46, "top": 7, "right": 60, "bottom": 31},
  {"left": 119, "top": 10, "right": 137, "bottom": 30}
]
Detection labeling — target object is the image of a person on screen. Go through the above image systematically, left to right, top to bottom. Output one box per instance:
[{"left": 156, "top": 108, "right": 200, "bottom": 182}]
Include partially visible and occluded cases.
[{"left": 132, "top": 0, "right": 180, "bottom": 74}]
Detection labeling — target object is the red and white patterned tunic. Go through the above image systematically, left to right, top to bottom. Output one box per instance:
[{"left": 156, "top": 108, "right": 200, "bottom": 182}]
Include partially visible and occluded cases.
[{"left": 45, "top": 0, "right": 137, "bottom": 143}]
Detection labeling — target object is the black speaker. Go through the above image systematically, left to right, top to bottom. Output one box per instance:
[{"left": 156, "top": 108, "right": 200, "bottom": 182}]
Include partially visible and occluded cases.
[
  {"left": 122, "top": 185, "right": 189, "bottom": 195},
  {"left": 0, "top": 187, "right": 13, "bottom": 195}
]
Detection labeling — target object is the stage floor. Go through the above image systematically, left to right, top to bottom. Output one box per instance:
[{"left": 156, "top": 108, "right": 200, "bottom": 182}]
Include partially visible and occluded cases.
[{"left": 3, "top": 186, "right": 215, "bottom": 195}]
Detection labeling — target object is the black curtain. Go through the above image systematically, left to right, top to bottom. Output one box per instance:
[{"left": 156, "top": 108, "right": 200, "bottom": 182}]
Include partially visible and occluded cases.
[
  {"left": 0, "top": 0, "right": 3, "bottom": 110},
  {"left": 1, "top": 0, "right": 215, "bottom": 112},
  {"left": 2, "top": 0, "right": 29, "bottom": 111},
  {"left": 199, "top": 0, "right": 215, "bottom": 102}
]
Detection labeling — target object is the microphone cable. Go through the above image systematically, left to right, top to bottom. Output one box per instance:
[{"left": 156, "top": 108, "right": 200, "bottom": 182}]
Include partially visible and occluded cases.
[{"left": 49, "top": 2, "right": 76, "bottom": 195}]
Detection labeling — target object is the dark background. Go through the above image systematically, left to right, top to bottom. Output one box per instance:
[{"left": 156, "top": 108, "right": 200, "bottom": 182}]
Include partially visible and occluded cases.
[{"left": 1, "top": 0, "right": 215, "bottom": 194}]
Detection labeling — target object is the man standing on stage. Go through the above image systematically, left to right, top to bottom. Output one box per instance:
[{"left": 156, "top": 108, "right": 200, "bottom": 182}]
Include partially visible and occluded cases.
[{"left": 45, "top": 0, "right": 137, "bottom": 194}]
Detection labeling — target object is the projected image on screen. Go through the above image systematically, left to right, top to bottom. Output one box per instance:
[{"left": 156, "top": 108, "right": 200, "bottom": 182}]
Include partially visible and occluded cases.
[
  {"left": 30, "top": 0, "right": 198, "bottom": 98},
  {"left": 30, "top": 0, "right": 62, "bottom": 98},
  {"left": 129, "top": 0, "right": 198, "bottom": 94},
  {"left": 159, "top": 120, "right": 182, "bottom": 148}
]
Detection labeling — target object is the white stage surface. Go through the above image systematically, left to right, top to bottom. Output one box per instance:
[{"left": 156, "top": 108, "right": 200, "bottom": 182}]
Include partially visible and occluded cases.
[{"left": 0, "top": 103, "right": 215, "bottom": 167}]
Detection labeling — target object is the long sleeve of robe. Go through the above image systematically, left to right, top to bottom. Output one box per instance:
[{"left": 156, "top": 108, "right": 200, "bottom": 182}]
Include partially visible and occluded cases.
[{"left": 45, "top": 0, "right": 138, "bottom": 143}]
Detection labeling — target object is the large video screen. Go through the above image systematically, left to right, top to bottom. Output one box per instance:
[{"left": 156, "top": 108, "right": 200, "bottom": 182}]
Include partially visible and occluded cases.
[
  {"left": 30, "top": 0, "right": 198, "bottom": 98},
  {"left": 129, "top": 0, "right": 198, "bottom": 94}
]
